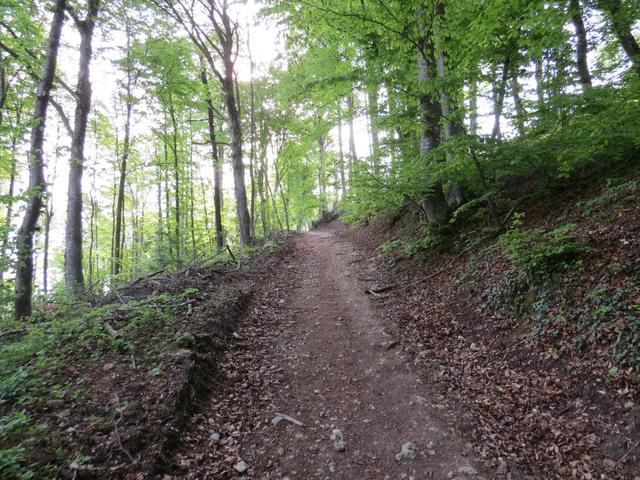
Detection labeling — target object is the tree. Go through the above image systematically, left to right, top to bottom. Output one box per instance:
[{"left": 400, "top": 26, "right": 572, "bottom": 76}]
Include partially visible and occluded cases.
[
  {"left": 14, "top": 0, "right": 66, "bottom": 319},
  {"left": 64, "top": 0, "right": 101, "bottom": 295},
  {"left": 151, "top": 0, "right": 252, "bottom": 246}
]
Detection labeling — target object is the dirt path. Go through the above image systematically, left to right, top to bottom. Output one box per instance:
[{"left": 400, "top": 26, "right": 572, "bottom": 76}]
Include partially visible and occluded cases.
[{"left": 170, "top": 228, "right": 486, "bottom": 479}]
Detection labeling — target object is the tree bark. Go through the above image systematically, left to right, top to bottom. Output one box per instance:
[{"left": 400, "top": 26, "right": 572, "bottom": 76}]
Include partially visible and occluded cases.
[
  {"left": 15, "top": 0, "right": 66, "bottom": 319},
  {"left": 64, "top": 0, "right": 100, "bottom": 295},
  {"left": 569, "top": 0, "right": 592, "bottom": 89},
  {"left": 598, "top": 0, "right": 640, "bottom": 74},
  {"left": 417, "top": 5, "right": 446, "bottom": 224},
  {"left": 113, "top": 16, "right": 134, "bottom": 277},
  {"left": 248, "top": 35, "right": 257, "bottom": 238},
  {"left": 492, "top": 55, "right": 511, "bottom": 139},
  {"left": 535, "top": 56, "right": 545, "bottom": 114},
  {"left": 200, "top": 67, "right": 224, "bottom": 250},
  {"left": 511, "top": 72, "right": 526, "bottom": 136},
  {"left": 468, "top": 80, "right": 478, "bottom": 135},
  {"left": 346, "top": 93, "right": 358, "bottom": 170},
  {"left": 168, "top": 99, "right": 181, "bottom": 265},
  {"left": 337, "top": 101, "right": 347, "bottom": 199}
]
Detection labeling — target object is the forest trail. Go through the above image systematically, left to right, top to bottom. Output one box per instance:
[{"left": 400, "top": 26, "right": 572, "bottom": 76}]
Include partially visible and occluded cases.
[
  {"left": 175, "top": 227, "right": 486, "bottom": 479},
  {"left": 248, "top": 227, "right": 484, "bottom": 479}
]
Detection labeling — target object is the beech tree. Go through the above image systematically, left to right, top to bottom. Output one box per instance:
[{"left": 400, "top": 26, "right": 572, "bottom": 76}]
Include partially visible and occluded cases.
[
  {"left": 14, "top": 0, "right": 66, "bottom": 319},
  {"left": 64, "top": 0, "right": 101, "bottom": 294}
]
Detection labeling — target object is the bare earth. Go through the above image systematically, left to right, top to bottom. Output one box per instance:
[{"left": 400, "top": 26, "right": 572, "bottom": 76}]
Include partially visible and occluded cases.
[{"left": 170, "top": 227, "right": 488, "bottom": 479}]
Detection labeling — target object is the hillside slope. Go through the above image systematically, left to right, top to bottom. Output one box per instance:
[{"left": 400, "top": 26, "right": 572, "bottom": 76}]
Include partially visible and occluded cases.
[{"left": 342, "top": 170, "right": 640, "bottom": 478}]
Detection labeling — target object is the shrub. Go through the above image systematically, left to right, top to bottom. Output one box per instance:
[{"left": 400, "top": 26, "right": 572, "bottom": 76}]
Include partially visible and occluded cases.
[{"left": 499, "top": 222, "right": 587, "bottom": 282}]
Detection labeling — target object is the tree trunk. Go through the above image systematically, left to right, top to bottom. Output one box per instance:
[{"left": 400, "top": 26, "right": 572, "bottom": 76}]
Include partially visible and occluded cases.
[
  {"left": 15, "top": 0, "right": 66, "bottom": 319},
  {"left": 64, "top": 0, "right": 100, "bottom": 295},
  {"left": 569, "top": 0, "right": 592, "bottom": 89},
  {"left": 598, "top": 0, "right": 640, "bottom": 74},
  {"left": 417, "top": 5, "right": 446, "bottom": 224},
  {"left": 113, "top": 17, "right": 134, "bottom": 277},
  {"left": 248, "top": 37, "right": 257, "bottom": 239},
  {"left": 491, "top": 55, "right": 511, "bottom": 139},
  {"left": 535, "top": 56, "right": 545, "bottom": 114},
  {"left": 200, "top": 67, "right": 224, "bottom": 250},
  {"left": 223, "top": 69, "right": 251, "bottom": 246},
  {"left": 511, "top": 72, "right": 526, "bottom": 136},
  {"left": 469, "top": 80, "right": 478, "bottom": 135},
  {"left": 366, "top": 82, "right": 380, "bottom": 170},
  {"left": 346, "top": 93, "right": 358, "bottom": 170},
  {"left": 168, "top": 99, "right": 181, "bottom": 265},
  {"left": 337, "top": 101, "right": 347, "bottom": 199}
]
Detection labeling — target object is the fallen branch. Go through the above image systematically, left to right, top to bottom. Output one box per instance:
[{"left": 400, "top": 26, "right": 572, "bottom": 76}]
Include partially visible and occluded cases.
[
  {"left": 129, "top": 268, "right": 166, "bottom": 287},
  {"left": 0, "top": 329, "right": 25, "bottom": 339},
  {"left": 114, "top": 407, "right": 134, "bottom": 462},
  {"left": 274, "top": 412, "right": 305, "bottom": 427}
]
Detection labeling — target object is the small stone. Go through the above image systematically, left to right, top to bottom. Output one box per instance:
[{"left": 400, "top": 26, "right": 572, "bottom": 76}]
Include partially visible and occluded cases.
[
  {"left": 232, "top": 332, "right": 241, "bottom": 339},
  {"left": 103, "top": 363, "right": 115, "bottom": 371},
  {"left": 271, "top": 416, "right": 284, "bottom": 426},
  {"left": 330, "top": 429, "right": 347, "bottom": 452},
  {"left": 209, "top": 432, "right": 220, "bottom": 442},
  {"left": 395, "top": 442, "right": 417, "bottom": 461},
  {"left": 234, "top": 460, "right": 248, "bottom": 474},
  {"left": 458, "top": 466, "right": 478, "bottom": 475}
]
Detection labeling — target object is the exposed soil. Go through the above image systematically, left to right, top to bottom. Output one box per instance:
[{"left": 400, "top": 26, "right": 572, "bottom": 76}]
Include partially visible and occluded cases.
[{"left": 161, "top": 228, "right": 487, "bottom": 479}]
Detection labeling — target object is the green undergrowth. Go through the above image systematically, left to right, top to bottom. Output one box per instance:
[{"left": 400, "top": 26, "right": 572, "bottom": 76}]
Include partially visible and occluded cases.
[
  {"left": 0, "top": 244, "right": 261, "bottom": 478},
  {"left": 0, "top": 289, "right": 199, "bottom": 478}
]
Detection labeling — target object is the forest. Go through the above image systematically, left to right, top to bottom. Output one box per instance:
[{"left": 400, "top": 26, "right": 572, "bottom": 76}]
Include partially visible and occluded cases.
[{"left": 0, "top": 0, "right": 639, "bottom": 478}]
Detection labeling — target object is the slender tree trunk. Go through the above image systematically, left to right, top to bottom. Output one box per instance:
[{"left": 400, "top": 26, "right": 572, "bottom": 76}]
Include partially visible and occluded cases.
[
  {"left": 15, "top": 0, "right": 66, "bottom": 319},
  {"left": 64, "top": 0, "right": 100, "bottom": 295},
  {"left": 569, "top": 0, "right": 592, "bottom": 89},
  {"left": 113, "top": 18, "right": 134, "bottom": 277},
  {"left": 248, "top": 36, "right": 257, "bottom": 238},
  {"left": 491, "top": 55, "right": 511, "bottom": 139},
  {"left": 535, "top": 56, "right": 545, "bottom": 115},
  {"left": 200, "top": 67, "right": 224, "bottom": 249},
  {"left": 511, "top": 72, "right": 526, "bottom": 136},
  {"left": 469, "top": 80, "right": 478, "bottom": 135},
  {"left": 366, "top": 82, "right": 380, "bottom": 170},
  {"left": 346, "top": 94, "right": 358, "bottom": 170},
  {"left": 168, "top": 99, "right": 181, "bottom": 265},
  {"left": 337, "top": 101, "right": 347, "bottom": 199},
  {"left": 43, "top": 124, "right": 61, "bottom": 294},
  {"left": 156, "top": 163, "right": 164, "bottom": 265},
  {"left": 88, "top": 192, "right": 96, "bottom": 287}
]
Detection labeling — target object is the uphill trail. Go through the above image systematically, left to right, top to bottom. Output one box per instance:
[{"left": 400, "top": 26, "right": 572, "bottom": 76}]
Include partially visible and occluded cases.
[{"left": 169, "top": 226, "right": 487, "bottom": 479}]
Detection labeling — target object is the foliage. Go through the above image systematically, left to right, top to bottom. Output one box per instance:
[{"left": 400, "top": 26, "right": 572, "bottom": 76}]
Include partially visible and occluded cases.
[
  {"left": 577, "top": 178, "right": 638, "bottom": 217},
  {"left": 499, "top": 221, "right": 587, "bottom": 282}
]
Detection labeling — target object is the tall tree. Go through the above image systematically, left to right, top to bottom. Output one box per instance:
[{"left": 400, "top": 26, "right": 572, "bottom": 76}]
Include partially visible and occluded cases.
[
  {"left": 14, "top": 0, "right": 66, "bottom": 319},
  {"left": 64, "top": 0, "right": 101, "bottom": 294}
]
